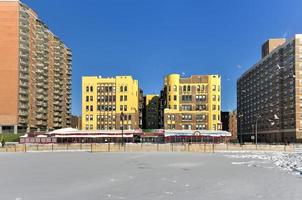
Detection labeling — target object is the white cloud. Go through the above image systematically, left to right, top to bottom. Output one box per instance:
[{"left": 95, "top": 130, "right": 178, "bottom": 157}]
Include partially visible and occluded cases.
[{"left": 236, "top": 64, "right": 242, "bottom": 69}]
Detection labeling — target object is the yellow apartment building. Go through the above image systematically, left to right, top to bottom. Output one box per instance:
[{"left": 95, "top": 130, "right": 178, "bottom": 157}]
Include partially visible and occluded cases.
[
  {"left": 164, "top": 74, "right": 221, "bottom": 130},
  {"left": 82, "top": 76, "right": 139, "bottom": 130}
]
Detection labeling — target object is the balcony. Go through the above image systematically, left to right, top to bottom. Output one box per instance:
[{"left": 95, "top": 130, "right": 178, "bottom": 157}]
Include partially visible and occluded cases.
[
  {"left": 19, "top": 66, "right": 28, "bottom": 74},
  {"left": 19, "top": 74, "right": 29, "bottom": 81},
  {"left": 19, "top": 81, "right": 28, "bottom": 88},
  {"left": 19, "top": 88, "right": 27, "bottom": 95},
  {"left": 19, "top": 95, "right": 28, "bottom": 102},
  {"left": 36, "top": 95, "right": 45, "bottom": 100},
  {"left": 53, "top": 95, "right": 61, "bottom": 100},
  {"left": 53, "top": 101, "right": 62, "bottom": 106},
  {"left": 19, "top": 103, "right": 28, "bottom": 110},
  {"left": 19, "top": 111, "right": 28, "bottom": 117},
  {"left": 54, "top": 112, "right": 61, "bottom": 117},
  {"left": 36, "top": 114, "right": 44, "bottom": 120},
  {"left": 18, "top": 118, "right": 28, "bottom": 124}
]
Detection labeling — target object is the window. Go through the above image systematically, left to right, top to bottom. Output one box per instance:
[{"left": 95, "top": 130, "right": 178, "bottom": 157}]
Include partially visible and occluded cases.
[
  {"left": 173, "top": 85, "right": 177, "bottom": 91},
  {"left": 183, "top": 85, "right": 186, "bottom": 91},
  {"left": 187, "top": 85, "right": 191, "bottom": 91},
  {"left": 197, "top": 85, "right": 200, "bottom": 92},
  {"left": 212, "top": 85, "right": 216, "bottom": 91},
  {"left": 86, "top": 86, "right": 89, "bottom": 92},
  {"left": 90, "top": 86, "right": 93, "bottom": 92},
  {"left": 120, "top": 86, "right": 123, "bottom": 92},
  {"left": 124, "top": 86, "right": 127, "bottom": 92},
  {"left": 124, "top": 95, "right": 127, "bottom": 101},
  {"left": 168, "top": 95, "right": 171, "bottom": 101},
  {"left": 174, "top": 95, "right": 177, "bottom": 101},
  {"left": 182, "top": 95, "right": 192, "bottom": 101},
  {"left": 196, "top": 95, "right": 207, "bottom": 101},
  {"left": 212, "top": 95, "right": 216, "bottom": 101},
  {"left": 86, "top": 96, "right": 89, "bottom": 102},
  {"left": 90, "top": 96, "right": 93, "bottom": 101},
  {"left": 120, "top": 96, "right": 123, "bottom": 101},
  {"left": 120, "top": 105, "right": 123, "bottom": 111},
  {"left": 124, "top": 105, "right": 127, "bottom": 111},
  {"left": 182, "top": 105, "right": 192, "bottom": 111},
  {"left": 196, "top": 105, "right": 207, "bottom": 111},
  {"left": 213, "top": 105, "right": 216, "bottom": 110},
  {"left": 90, "top": 106, "right": 93, "bottom": 111},
  {"left": 171, "top": 114, "right": 175, "bottom": 120},
  {"left": 182, "top": 114, "right": 192, "bottom": 121},
  {"left": 196, "top": 114, "right": 207, "bottom": 121},
  {"left": 213, "top": 114, "right": 216, "bottom": 120},
  {"left": 85, "top": 115, "right": 89, "bottom": 121},
  {"left": 90, "top": 115, "right": 93, "bottom": 120},
  {"left": 128, "top": 115, "right": 131, "bottom": 120},
  {"left": 169, "top": 124, "right": 176, "bottom": 129},
  {"left": 182, "top": 124, "right": 192, "bottom": 130},
  {"left": 196, "top": 124, "right": 206, "bottom": 130},
  {"left": 85, "top": 125, "right": 89, "bottom": 130},
  {"left": 90, "top": 125, "right": 93, "bottom": 130}
]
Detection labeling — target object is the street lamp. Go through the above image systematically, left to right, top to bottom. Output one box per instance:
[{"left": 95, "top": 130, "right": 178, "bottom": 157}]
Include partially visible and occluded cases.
[
  {"left": 238, "top": 89, "right": 247, "bottom": 144},
  {"left": 121, "top": 112, "right": 124, "bottom": 146},
  {"left": 238, "top": 114, "right": 244, "bottom": 144},
  {"left": 255, "top": 114, "right": 261, "bottom": 147}
]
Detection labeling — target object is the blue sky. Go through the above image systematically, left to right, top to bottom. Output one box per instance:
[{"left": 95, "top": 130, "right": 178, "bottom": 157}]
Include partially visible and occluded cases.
[{"left": 22, "top": 0, "right": 302, "bottom": 116}]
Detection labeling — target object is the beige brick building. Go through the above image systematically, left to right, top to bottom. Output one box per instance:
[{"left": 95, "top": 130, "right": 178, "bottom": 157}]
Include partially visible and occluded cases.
[
  {"left": 0, "top": 0, "right": 72, "bottom": 133},
  {"left": 163, "top": 74, "right": 222, "bottom": 130},
  {"left": 82, "top": 76, "right": 140, "bottom": 131}
]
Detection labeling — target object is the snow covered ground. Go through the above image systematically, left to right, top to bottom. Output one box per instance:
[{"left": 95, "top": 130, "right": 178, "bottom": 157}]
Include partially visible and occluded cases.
[
  {"left": 0, "top": 152, "right": 301, "bottom": 200},
  {"left": 224, "top": 152, "right": 302, "bottom": 176}
]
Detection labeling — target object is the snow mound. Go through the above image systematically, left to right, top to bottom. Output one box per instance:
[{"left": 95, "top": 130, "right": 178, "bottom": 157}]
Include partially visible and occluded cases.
[{"left": 224, "top": 152, "right": 302, "bottom": 176}]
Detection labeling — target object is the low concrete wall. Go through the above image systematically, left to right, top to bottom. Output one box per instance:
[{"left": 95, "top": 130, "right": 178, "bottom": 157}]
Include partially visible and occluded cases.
[{"left": 0, "top": 143, "right": 297, "bottom": 153}]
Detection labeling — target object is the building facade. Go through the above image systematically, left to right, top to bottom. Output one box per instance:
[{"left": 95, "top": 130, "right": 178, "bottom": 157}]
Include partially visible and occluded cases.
[
  {"left": 0, "top": 0, "right": 72, "bottom": 133},
  {"left": 237, "top": 35, "right": 302, "bottom": 143},
  {"left": 163, "top": 74, "right": 222, "bottom": 130},
  {"left": 82, "top": 76, "right": 140, "bottom": 130},
  {"left": 138, "top": 89, "right": 144, "bottom": 129},
  {"left": 143, "top": 94, "right": 160, "bottom": 129},
  {"left": 229, "top": 110, "right": 237, "bottom": 141},
  {"left": 221, "top": 111, "right": 230, "bottom": 131},
  {"left": 71, "top": 115, "right": 81, "bottom": 129}
]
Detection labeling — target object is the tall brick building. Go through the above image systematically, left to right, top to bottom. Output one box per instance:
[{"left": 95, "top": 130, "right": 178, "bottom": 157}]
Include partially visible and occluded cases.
[{"left": 0, "top": 0, "right": 72, "bottom": 133}]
